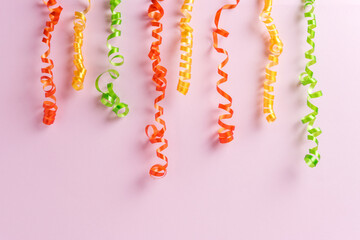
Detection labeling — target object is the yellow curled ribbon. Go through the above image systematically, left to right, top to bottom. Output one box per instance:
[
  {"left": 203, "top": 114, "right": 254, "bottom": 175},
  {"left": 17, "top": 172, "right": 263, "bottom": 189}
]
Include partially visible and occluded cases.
[
  {"left": 72, "top": 0, "right": 91, "bottom": 90},
  {"left": 95, "top": 0, "right": 129, "bottom": 117},
  {"left": 177, "top": 0, "right": 194, "bottom": 95},
  {"left": 260, "top": 0, "right": 283, "bottom": 122},
  {"left": 300, "top": 0, "right": 322, "bottom": 167}
]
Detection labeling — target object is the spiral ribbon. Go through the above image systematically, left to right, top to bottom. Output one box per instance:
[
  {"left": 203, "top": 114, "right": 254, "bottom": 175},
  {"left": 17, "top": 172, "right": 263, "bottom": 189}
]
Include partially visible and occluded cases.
[
  {"left": 40, "top": 0, "right": 62, "bottom": 125},
  {"left": 72, "top": 0, "right": 91, "bottom": 91},
  {"left": 95, "top": 0, "right": 129, "bottom": 117},
  {"left": 146, "top": 0, "right": 169, "bottom": 178},
  {"left": 177, "top": 0, "right": 194, "bottom": 95},
  {"left": 212, "top": 0, "right": 239, "bottom": 144},
  {"left": 260, "top": 0, "right": 283, "bottom": 122},
  {"left": 300, "top": 0, "right": 322, "bottom": 168}
]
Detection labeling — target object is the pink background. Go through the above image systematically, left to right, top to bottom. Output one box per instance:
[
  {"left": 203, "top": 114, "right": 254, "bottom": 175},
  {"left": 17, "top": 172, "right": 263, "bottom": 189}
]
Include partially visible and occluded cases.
[{"left": 1, "top": 0, "right": 359, "bottom": 239}]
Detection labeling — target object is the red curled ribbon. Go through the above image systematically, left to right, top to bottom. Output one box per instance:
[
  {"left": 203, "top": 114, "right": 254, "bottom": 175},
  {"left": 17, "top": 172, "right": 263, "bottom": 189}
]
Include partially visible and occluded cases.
[
  {"left": 40, "top": 0, "right": 62, "bottom": 125},
  {"left": 146, "top": 0, "right": 169, "bottom": 178},
  {"left": 212, "top": 0, "right": 239, "bottom": 143}
]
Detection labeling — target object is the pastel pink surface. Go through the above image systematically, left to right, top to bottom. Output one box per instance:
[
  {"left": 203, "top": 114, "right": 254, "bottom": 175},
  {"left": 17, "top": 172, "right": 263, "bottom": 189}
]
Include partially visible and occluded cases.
[{"left": 0, "top": 0, "right": 359, "bottom": 239}]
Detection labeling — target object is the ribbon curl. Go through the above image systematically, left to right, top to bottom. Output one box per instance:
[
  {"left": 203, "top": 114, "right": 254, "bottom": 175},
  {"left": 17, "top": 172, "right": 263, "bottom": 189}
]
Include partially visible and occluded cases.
[
  {"left": 41, "top": 0, "right": 62, "bottom": 125},
  {"left": 72, "top": 0, "right": 91, "bottom": 90},
  {"left": 95, "top": 0, "right": 129, "bottom": 117},
  {"left": 146, "top": 0, "right": 168, "bottom": 178},
  {"left": 177, "top": 0, "right": 194, "bottom": 95},
  {"left": 212, "top": 0, "right": 239, "bottom": 143},
  {"left": 260, "top": 0, "right": 283, "bottom": 122},
  {"left": 300, "top": 0, "right": 322, "bottom": 167}
]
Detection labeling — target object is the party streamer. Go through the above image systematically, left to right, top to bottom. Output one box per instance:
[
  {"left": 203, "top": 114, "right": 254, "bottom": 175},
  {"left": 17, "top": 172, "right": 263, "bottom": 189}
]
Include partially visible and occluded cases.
[
  {"left": 41, "top": 0, "right": 62, "bottom": 125},
  {"left": 72, "top": 0, "right": 91, "bottom": 91},
  {"left": 95, "top": 0, "right": 129, "bottom": 117},
  {"left": 146, "top": 0, "right": 169, "bottom": 178},
  {"left": 177, "top": 0, "right": 194, "bottom": 95},
  {"left": 212, "top": 0, "right": 239, "bottom": 143},
  {"left": 260, "top": 0, "right": 283, "bottom": 122},
  {"left": 300, "top": 0, "right": 322, "bottom": 167}
]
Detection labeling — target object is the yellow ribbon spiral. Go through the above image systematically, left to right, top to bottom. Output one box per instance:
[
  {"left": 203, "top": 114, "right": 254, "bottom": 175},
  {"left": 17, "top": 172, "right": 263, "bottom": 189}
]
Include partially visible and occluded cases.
[
  {"left": 72, "top": 0, "right": 91, "bottom": 91},
  {"left": 177, "top": 0, "right": 194, "bottom": 95},
  {"left": 260, "top": 0, "right": 283, "bottom": 122}
]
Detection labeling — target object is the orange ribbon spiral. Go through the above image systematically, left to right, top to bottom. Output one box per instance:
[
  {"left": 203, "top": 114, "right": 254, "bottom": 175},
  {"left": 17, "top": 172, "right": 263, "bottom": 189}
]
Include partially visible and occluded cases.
[
  {"left": 40, "top": 0, "right": 62, "bottom": 125},
  {"left": 72, "top": 0, "right": 91, "bottom": 90},
  {"left": 146, "top": 0, "right": 169, "bottom": 178},
  {"left": 177, "top": 0, "right": 194, "bottom": 95},
  {"left": 212, "top": 0, "right": 239, "bottom": 143},
  {"left": 260, "top": 0, "right": 283, "bottom": 122}
]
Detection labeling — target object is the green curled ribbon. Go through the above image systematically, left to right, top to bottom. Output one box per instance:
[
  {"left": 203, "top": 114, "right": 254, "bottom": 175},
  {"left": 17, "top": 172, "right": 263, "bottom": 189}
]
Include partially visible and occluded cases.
[
  {"left": 95, "top": 0, "right": 129, "bottom": 117},
  {"left": 299, "top": 0, "right": 322, "bottom": 168},
  {"left": 95, "top": 69, "right": 129, "bottom": 117}
]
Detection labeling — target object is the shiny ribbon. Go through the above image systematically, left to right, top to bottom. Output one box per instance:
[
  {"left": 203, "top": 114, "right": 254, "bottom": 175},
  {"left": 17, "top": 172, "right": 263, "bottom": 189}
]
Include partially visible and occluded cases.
[
  {"left": 41, "top": 0, "right": 62, "bottom": 125},
  {"left": 72, "top": 0, "right": 91, "bottom": 90},
  {"left": 95, "top": 0, "right": 129, "bottom": 117},
  {"left": 146, "top": 0, "right": 169, "bottom": 178},
  {"left": 177, "top": 0, "right": 194, "bottom": 95},
  {"left": 212, "top": 0, "right": 239, "bottom": 143},
  {"left": 260, "top": 0, "right": 283, "bottom": 122},
  {"left": 300, "top": 0, "right": 322, "bottom": 167}
]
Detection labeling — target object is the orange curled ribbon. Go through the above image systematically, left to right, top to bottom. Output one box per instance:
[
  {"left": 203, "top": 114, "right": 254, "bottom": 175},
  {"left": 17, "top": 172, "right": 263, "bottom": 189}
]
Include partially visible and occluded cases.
[
  {"left": 40, "top": 0, "right": 62, "bottom": 125},
  {"left": 72, "top": 0, "right": 91, "bottom": 90},
  {"left": 146, "top": 0, "right": 169, "bottom": 178},
  {"left": 177, "top": 0, "right": 194, "bottom": 95},
  {"left": 213, "top": 0, "right": 239, "bottom": 143},
  {"left": 260, "top": 0, "right": 283, "bottom": 122}
]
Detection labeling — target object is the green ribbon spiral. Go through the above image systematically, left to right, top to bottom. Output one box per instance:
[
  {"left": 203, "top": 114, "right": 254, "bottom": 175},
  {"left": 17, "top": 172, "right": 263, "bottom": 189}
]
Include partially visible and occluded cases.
[
  {"left": 95, "top": 0, "right": 129, "bottom": 117},
  {"left": 299, "top": 0, "right": 322, "bottom": 168}
]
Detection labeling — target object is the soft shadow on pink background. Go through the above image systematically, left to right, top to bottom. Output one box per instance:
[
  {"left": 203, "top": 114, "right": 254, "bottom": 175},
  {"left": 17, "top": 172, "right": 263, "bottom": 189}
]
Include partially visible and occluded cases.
[{"left": 0, "top": 0, "right": 359, "bottom": 239}]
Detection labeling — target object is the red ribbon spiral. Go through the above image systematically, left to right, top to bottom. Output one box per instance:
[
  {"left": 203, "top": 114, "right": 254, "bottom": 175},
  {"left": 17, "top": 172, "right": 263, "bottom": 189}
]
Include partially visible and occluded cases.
[
  {"left": 40, "top": 0, "right": 62, "bottom": 125},
  {"left": 146, "top": 0, "right": 169, "bottom": 178},
  {"left": 212, "top": 0, "right": 240, "bottom": 143}
]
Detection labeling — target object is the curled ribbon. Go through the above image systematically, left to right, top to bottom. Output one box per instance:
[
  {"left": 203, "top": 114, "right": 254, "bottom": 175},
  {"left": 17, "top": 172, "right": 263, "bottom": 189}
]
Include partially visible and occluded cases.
[
  {"left": 41, "top": 0, "right": 62, "bottom": 125},
  {"left": 72, "top": 0, "right": 91, "bottom": 90},
  {"left": 95, "top": 0, "right": 129, "bottom": 117},
  {"left": 146, "top": 0, "right": 169, "bottom": 178},
  {"left": 177, "top": 0, "right": 194, "bottom": 95},
  {"left": 212, "top": 0, "right": 239, "bottom": 143},
  {"left": 260, "top": 0, "right": 283, "bottom": 122},
  {"left": 300, "top": 0, "right": 322, "bottom": 167}
]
